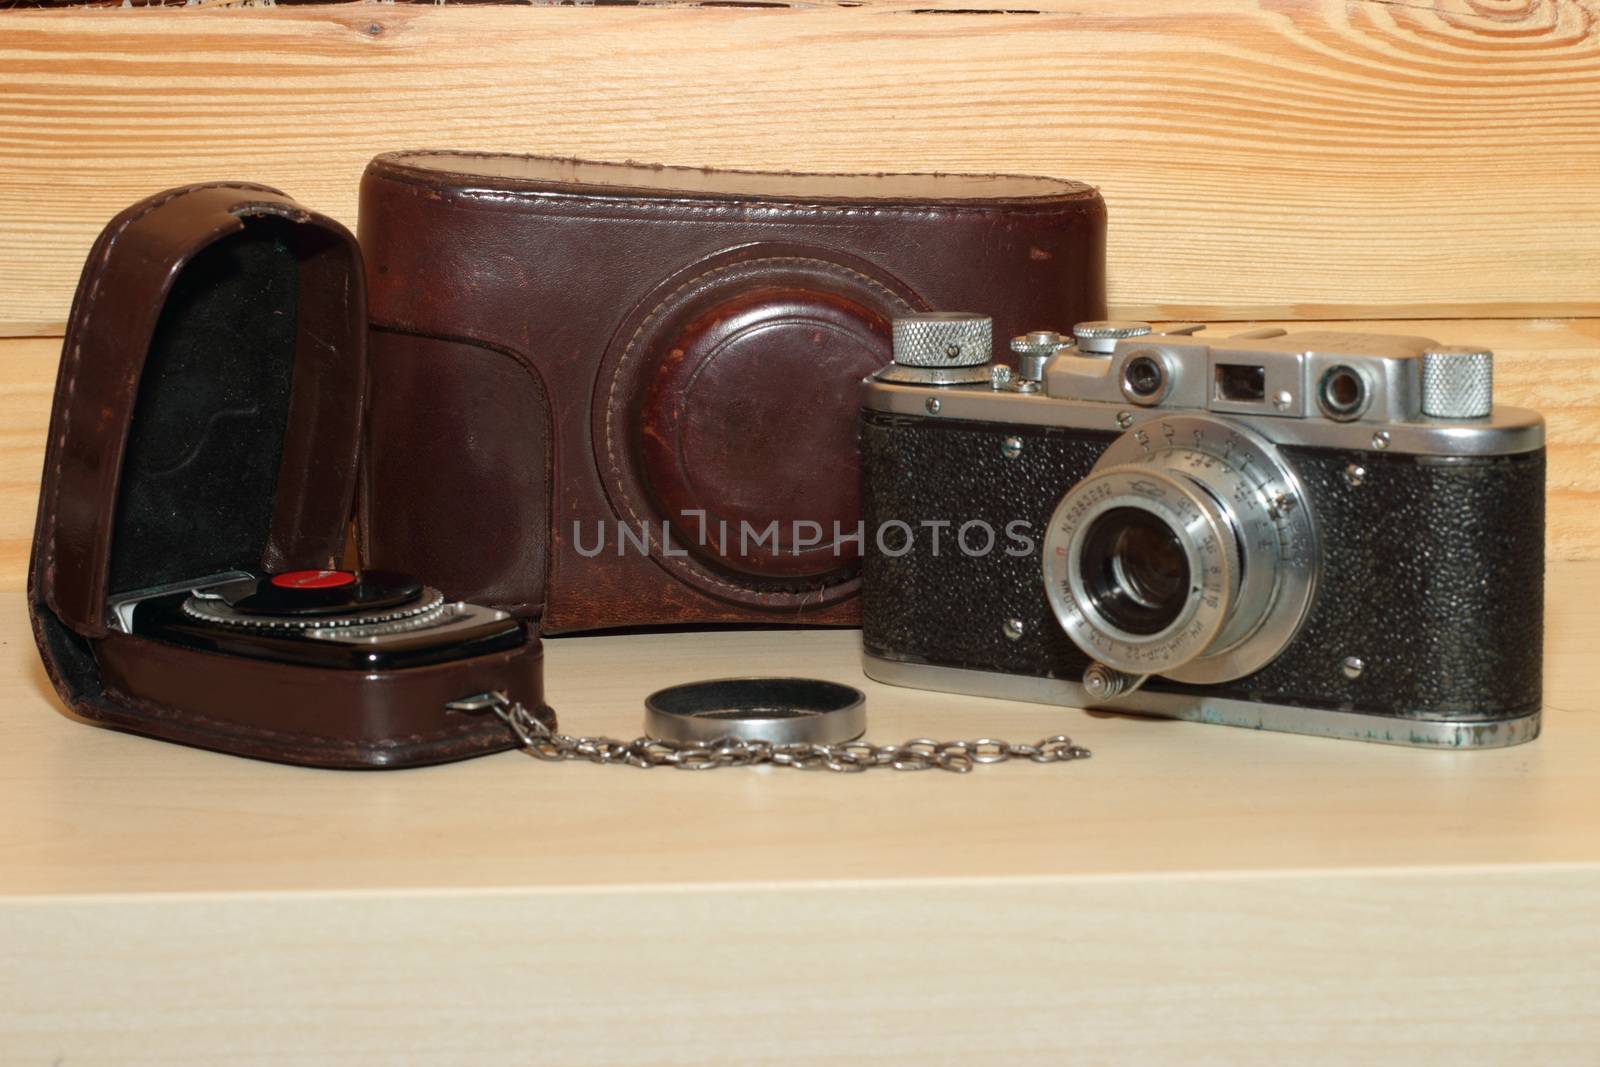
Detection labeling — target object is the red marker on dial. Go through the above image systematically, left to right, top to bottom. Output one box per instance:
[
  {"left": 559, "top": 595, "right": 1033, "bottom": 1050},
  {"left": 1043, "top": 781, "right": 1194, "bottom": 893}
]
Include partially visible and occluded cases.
[{"left": 271, "top": 570, "right": 358, "bottom": 590}]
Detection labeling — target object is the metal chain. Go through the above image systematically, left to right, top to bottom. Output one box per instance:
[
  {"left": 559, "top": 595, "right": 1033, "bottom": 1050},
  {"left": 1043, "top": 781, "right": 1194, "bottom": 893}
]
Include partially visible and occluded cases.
[{"left": 448, "top": 692, "right": 1091, "bottom": 774}]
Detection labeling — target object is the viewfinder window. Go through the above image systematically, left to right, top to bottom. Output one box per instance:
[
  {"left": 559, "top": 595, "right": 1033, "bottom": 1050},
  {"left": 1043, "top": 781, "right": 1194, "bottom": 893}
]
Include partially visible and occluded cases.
[{"left": 1215, "top": 364, "right": 1266, "bottom": 402}]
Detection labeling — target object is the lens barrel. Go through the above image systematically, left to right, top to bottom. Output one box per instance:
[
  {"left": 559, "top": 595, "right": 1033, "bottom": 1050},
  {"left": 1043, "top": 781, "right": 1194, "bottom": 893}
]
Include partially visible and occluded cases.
[{"left": 1042, "top": 415, "right": 1317, "bottom": 684}]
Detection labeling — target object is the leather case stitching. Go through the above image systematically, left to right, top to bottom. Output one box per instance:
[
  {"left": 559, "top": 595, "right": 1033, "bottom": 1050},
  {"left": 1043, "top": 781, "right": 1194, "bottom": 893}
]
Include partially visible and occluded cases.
[
  {"left": 366, "top": 156, "right": 1101, "bottom": 218},
  {"left": 43, "top": 182, "right": 285, "bottom": 611},
  {"left": 421, "top": 188, "right": 1100, "bottom": 220},
  {"left": 603, "top": 254, "right": 904, "bottom": 598}
]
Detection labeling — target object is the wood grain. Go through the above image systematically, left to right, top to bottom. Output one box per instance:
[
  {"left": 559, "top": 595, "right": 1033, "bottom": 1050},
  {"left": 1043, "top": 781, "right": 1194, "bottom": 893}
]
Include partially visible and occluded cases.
[
  {"left": 2, "top": 0, "right": 1599, "bottom": 333},
  {"left": 2, "top": 319, "right": 1592, "bottom": 586},
  {"left": 0, "top": 335, "right": 55, "bottom": 589},
  {"left": 3, "top": 564, "right": 1600, "bottom": 1060},
  {"left": 5, "top": 873, "right": 1599, "bottom": 1064}
]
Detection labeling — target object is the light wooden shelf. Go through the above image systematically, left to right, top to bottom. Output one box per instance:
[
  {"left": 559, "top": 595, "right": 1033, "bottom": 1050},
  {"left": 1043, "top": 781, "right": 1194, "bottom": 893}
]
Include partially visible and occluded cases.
[{"left": 3, "top": 558, "right": 1598, "bottom": 1061}]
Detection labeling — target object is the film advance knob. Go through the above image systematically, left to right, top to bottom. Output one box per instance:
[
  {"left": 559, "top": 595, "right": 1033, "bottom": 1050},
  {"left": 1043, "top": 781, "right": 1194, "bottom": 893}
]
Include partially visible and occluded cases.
[
  {"left": 891, "top": 312, "right": 994, "bottom": 368},
  {"left": 1070, "top": 320, "right": 1154, "bottom": 356},
  {"left": 1420, "top": 346, "right": 1494, "bottom": 419}
]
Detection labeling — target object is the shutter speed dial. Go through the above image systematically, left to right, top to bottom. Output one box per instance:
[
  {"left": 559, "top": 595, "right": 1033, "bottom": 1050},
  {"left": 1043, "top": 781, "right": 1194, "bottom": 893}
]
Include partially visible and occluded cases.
[{"left": 878, "top": 313, "right": 996, "bottom": 385}]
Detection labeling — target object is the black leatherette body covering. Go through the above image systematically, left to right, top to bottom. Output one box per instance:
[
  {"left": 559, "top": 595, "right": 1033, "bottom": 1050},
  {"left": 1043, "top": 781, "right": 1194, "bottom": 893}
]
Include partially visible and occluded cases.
[{"left": 860, "top": 409, "right": 1544, "bottom": 722}]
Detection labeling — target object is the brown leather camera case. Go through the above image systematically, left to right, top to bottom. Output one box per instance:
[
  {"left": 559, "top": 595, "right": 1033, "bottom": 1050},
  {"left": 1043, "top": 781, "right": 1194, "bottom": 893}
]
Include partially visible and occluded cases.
[
  {"left": 358, "top": 152, "right": 1107, "bottom": 632},
  {"left": 27, "top": 183, "right": 549, "bottom": 768}
]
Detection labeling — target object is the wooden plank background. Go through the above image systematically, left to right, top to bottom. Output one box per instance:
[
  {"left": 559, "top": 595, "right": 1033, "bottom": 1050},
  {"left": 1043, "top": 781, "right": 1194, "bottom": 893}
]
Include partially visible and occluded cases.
[
  {"left": 0, "top": 0, "right": 1596, "bottom": 580},
  {"left": 2, "top": 0, "right": 1600, "bottom": 334}
]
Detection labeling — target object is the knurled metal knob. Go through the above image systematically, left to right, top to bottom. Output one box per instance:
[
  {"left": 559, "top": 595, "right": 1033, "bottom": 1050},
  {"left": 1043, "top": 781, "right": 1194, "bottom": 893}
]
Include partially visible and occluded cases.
[
  {"left": 891, "top": 313, "right": 993, "bottom": 368},
  {"left": 1071, "top": 320, "right": 1153, "bottom": 356},
  {"left": 1009, "top": 330, "right": 1073, "bottom": 381},
  {"left": 1010, "top": 330, "right": 1071, "bottom": 357},
  {"left": 1420, "top": 346, "right": 1494, "bottom": 419}
]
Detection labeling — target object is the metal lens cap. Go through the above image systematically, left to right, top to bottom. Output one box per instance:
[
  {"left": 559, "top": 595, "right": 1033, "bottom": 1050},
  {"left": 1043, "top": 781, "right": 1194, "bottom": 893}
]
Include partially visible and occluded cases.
[{"left": 644, "top": 678, "right": 866, "bottom": 745}]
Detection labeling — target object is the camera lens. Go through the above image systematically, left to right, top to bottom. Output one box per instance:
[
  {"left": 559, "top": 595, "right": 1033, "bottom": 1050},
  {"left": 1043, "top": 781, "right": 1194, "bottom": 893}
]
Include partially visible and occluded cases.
[
  {"left": 1121, "top": 355, "right": 1166, "bottom": 404},
  {"left": 1042, "top": 415, "right": 1319, "bottom": 685},
  {"left": 1079, "top": 508, "right": 1190, "bottom": 635}
]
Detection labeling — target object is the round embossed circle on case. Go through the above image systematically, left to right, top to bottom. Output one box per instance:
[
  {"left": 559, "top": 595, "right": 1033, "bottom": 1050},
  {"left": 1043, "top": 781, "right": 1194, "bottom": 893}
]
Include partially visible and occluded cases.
[{"left": 595, "top": 243, "right": 926, "bottom": 609}]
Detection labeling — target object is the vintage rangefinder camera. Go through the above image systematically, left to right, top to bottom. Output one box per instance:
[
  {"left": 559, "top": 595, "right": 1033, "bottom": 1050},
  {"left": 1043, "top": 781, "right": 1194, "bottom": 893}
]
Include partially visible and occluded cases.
[{"left": 859, "top": 314, "right": 1545, "bottom": 747}]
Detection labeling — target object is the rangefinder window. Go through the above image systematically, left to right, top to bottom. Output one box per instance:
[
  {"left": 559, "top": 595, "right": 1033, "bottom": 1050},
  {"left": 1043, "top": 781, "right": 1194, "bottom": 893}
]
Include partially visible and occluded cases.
[
  {"left": 1215, "top": 363, "right": 1267, "bottom": 402},
  {"left": 1318, "top": 365, "right": 1369, "bottom": 421}
]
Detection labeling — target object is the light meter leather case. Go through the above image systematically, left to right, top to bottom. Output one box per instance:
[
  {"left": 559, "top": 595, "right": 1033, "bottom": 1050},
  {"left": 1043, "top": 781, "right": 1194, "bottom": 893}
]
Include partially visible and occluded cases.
[{"left": 28, "top": 184, "right": 552, "bottom": 768}]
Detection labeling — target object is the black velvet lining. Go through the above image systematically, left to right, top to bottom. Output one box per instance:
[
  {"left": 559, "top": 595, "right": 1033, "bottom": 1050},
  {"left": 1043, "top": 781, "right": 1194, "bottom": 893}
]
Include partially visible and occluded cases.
[{"left": 107, "top": 217, "right": 300, "bottom": 595}]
